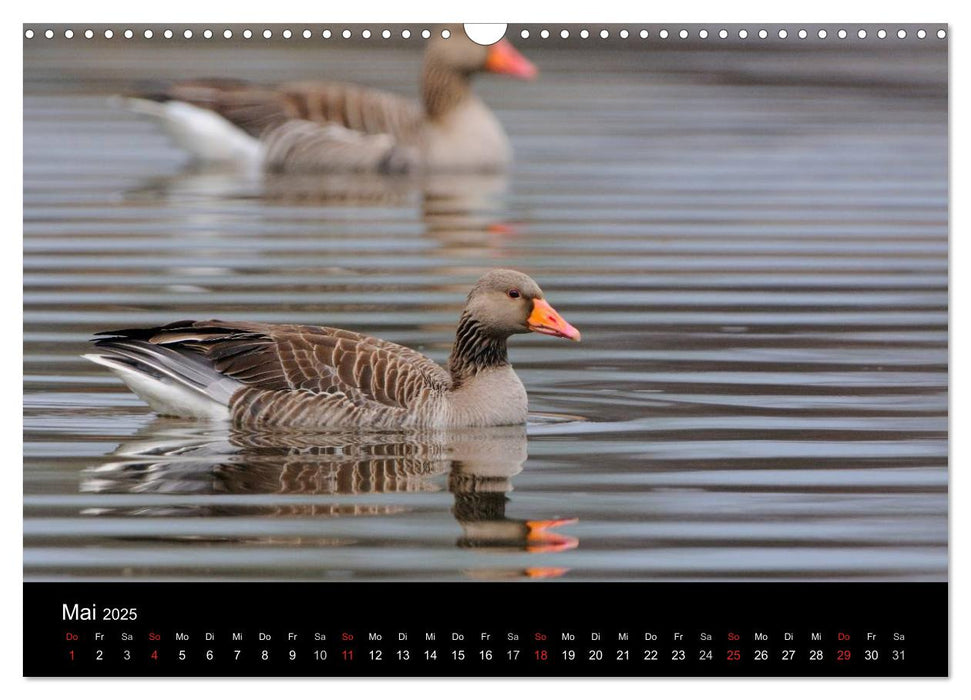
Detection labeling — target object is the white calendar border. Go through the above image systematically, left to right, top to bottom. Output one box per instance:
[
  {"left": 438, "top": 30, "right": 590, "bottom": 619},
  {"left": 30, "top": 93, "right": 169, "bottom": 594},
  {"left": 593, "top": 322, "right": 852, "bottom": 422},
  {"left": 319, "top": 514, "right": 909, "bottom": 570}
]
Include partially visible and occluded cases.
[{"left": 6, "top": 0, "right": 963, "bottom": 697}]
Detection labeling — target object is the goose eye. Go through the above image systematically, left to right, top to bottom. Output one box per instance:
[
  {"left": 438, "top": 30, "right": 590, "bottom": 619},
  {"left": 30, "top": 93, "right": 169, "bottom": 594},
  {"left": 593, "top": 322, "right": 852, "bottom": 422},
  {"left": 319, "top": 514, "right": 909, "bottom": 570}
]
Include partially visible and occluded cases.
[{"left": 507, "top": 289, "right": 521, "bottom": 299}]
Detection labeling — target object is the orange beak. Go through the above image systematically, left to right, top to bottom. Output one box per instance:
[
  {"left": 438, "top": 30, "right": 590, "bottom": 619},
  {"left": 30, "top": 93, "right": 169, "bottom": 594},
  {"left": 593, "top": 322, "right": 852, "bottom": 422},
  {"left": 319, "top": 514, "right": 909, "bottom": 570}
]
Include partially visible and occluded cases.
[
  {"left": 484, "top": 39, "right": 538, "bottom": 79},
  {"left": 527, "top": 298, "right": 581, "bottom": 341},
  {"left": 526, "top": 518, "right": 580, "bottom": 553}
]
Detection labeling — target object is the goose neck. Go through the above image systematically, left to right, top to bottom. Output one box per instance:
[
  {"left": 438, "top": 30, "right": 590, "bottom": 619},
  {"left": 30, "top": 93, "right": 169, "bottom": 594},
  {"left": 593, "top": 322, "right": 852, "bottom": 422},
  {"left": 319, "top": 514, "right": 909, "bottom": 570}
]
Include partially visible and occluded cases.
[
  {"left": 422, "top": 61, "right": 473, "bottom": 120},
  {"left": 447, "top": 312, "right": 509, "bottom": 385}
]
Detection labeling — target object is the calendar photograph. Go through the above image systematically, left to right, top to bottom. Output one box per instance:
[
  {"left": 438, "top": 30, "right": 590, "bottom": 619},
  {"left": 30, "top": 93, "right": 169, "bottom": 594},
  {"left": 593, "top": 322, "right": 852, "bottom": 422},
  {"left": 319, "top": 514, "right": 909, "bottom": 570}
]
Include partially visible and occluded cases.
[{"left": 22, "top": 22, "right": 948, "bottom": 677}]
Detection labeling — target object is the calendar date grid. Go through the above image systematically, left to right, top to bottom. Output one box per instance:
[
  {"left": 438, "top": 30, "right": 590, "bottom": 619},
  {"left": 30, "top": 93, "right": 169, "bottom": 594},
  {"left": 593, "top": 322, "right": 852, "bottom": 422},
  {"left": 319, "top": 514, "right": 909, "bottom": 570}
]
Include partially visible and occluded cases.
[{"left": 59, "top": 625, "right": 910, "bottom": 672}]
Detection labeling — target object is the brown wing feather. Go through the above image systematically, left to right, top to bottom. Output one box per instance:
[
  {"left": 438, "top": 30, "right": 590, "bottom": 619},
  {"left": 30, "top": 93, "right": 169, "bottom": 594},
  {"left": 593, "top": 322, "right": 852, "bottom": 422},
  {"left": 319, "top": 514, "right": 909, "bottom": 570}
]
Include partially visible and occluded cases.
[
  {"left": 154, "top": 80, "right": 423, "bottom": 141},
  {"left": 161, "top": 81, "right": 300, "bottom": 137},
  {"left": 279, "top": 81, "right": 423, "bottom": 139},
  {"left": 260, "top": 120, "right": 419, "bottom": 174},
  {"left": 146, "top": 321, "right": 450, "bottom": 410}
]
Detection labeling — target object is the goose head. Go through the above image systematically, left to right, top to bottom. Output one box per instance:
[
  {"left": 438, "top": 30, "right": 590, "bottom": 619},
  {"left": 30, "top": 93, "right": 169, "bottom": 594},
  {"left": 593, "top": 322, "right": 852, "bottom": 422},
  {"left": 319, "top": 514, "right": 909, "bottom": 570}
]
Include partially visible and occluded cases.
[{"left": 462, "top": 269, "right": 581, "bottom": 342}]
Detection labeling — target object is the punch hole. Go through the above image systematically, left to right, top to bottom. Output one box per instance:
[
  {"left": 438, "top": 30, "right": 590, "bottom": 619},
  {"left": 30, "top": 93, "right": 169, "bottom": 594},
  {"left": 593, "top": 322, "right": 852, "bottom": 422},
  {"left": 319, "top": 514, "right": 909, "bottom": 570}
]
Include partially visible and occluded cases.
[
  {"left": 464, "top": 24, "right": 506, "bottom": 46},
  {"left": 24, "top": 29, "right": 34, "bottom": 39},
  {"left": 45, "top": 29, "right": 53, "bottom": 39},
  {"left": 64, "top": 29, "right": 74, "bottom": 39},
  {"left": 84, "top": 29, "right": 93, "bottom": 39},
  {"left": 124, "top": 29, "right": 133, "bottom": 39},
  {"left": 143, "top": 29, "right": 153, "bottom": 39},
  {"left": 163, "top": 29, "right": 173, "bottom": 39},
  {"left": 184, "top": 29, "right": 193, "bottom": 39},
  {"left": 203, "top": 29, "right": 212, "bottom": 39},
  {"left": 223, "top": 29, "right": 233, "bottom": 39},
  {"left": 243, "top": 29, "right": 253, "bottom": 39},
  {"left": 263, "top": 29, "right": 272, "bottom": 39},
  {"left": 283, "top": 29, "right": 292, "bottom": 39},
  {"left": 303, "top": 29, "right": 311, "bottom": 38},
  {"left": 342, "top": 29, "right": 351, "bottom": 39},
  {"left": 362, "top": 29, "right": 371, "bottom": 39},
  {"left": 422, "top": 29, "right": 431, "bottom": 39},
  {"left": 540, "top": 29, "right": 549, "bottom": 39},
  {"left": 560, "top": 29, "right": 570, "bottom": 39},
  {"left": 580, "top": 29, "right": 589, "bottom": 39},
  {"left": 619, "top": 29, "right": 629, "bottom": 38},
  {"left": 659, "top": 29, "right": 668, "bottom": 39},
  {"left": 680, "top": 29, "right": 689, "bottom": 39},
  {"left": 700, "top": 29, "right": 709, "bottom": 39},
  {"left": 719, "top": 29, "right": 728, "bottom": 39},
  {"left": 738, "top": 29, "right": 748, "bottom": 39},
  {"left": 758, "top": 29, "right": 767, "bottom": 39},
  {"left": 778, "top": 29, "right": 788, "bottom": 39},
  {"left": 798, "top": 29, "right": 808, "bottom": 39},
  {"left": 817, "top": 29, "right": 827, "bottom": 39},
  {"left": 838, "top": 29, "right": 847, "bottom": 39},
  {"left": 858, "top": 29, "right": 867, "bottom": 38},
  {"left": 877, "top": 29, "right": 887, "bottom": 39},
  {"left": 897, "top": 29, "right": 906, "bottom": 39},
  {"left": 917, "top": 29, "right": 926, "bottom": 39},
  {"left": 937, "top": 29, "right": 946, "bottom": 39},
  {"left": 323, "top": 30, "right": 332, "bottom": 39},
  {"left": 382, "top": 30, "right": 391, "bottom": 39},
  {"left": 401, "top": 30, "right": 411, "bottom": 39},
  {"left": 521, "top": 30, "right": 530, "bottom": 39},
  {"left": 600, "top": 30, "right": 608, "bottom": 39},
  {"left": 640, "top": 30, "right": 648, "bottom": 39}
]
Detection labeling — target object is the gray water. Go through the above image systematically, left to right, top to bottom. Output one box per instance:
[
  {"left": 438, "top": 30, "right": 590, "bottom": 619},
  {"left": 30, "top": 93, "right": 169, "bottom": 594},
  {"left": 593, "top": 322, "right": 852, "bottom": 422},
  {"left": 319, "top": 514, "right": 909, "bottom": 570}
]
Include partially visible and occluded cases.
[{"left": 23, "top": 31, "right": 948, "bottom": 581}]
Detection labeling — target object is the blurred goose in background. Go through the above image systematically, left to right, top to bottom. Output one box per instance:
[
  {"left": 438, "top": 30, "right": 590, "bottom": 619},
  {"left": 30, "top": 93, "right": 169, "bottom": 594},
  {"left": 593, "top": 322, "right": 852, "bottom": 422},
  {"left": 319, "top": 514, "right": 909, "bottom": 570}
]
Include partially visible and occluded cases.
[
  {"left": 124, "top": 26, "right": 536, "bottom": 173},
  {"left": 85, "top": 270, "right": 580, "bottom": 429}
]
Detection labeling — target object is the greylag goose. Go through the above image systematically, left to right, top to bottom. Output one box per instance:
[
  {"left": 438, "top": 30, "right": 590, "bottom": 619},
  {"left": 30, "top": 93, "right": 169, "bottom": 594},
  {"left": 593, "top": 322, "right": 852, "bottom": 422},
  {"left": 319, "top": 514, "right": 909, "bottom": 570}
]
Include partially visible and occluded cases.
[
  {"left": 126, "top": 27, "right": 536, "bottom": 173},
  {"left": 84, "top": 270, "right": 580, "bottom": 428}
]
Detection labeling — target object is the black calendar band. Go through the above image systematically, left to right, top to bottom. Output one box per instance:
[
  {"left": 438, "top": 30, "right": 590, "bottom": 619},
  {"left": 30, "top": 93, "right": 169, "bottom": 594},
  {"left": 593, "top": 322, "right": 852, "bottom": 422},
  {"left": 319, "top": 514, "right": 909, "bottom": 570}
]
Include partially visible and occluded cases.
[{"left": 24, "top": 582, "right": 947, "bottom": 677}]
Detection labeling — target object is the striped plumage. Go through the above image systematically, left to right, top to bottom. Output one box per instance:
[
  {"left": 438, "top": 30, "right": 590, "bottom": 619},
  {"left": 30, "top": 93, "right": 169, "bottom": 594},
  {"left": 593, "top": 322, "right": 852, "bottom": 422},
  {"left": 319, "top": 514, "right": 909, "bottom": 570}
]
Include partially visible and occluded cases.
[
  {"left": 127, "top": 26, "right": 537, "bottom": 174},
  {"left": 150, "top": 79, "right": 425, "bottom": 140},
  {"left": 85, "top": 270, "right": 580, "bottom": 429}
]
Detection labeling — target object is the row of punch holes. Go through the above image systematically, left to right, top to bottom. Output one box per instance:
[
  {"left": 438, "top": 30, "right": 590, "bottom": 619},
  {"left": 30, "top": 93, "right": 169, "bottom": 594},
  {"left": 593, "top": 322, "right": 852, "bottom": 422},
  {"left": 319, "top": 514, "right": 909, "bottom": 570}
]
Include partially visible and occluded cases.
[{"left": 24, "top": 26, "right": 948, "bottom": 41}]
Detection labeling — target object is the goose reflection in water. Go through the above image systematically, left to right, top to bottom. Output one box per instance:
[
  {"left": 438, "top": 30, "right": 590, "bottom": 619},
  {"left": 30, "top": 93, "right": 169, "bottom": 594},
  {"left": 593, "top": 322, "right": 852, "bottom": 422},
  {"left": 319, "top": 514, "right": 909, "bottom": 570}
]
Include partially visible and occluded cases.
[
  {"left": 126, "top": 168, "right": 513, "bottom": 237},
  {"left": 81, "top": 421, "right": 577, "bottom": 579}
]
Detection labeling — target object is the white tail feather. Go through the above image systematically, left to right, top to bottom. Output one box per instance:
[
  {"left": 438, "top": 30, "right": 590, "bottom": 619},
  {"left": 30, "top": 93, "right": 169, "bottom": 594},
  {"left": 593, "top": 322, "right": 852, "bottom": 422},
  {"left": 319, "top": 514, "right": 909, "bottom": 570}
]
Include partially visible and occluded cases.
[
  {"left": 121, "top": 97, "right": 262, "bottom": 166},
  {"left": 84, "top": 353, "right": 231, "bottom": 420}
]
